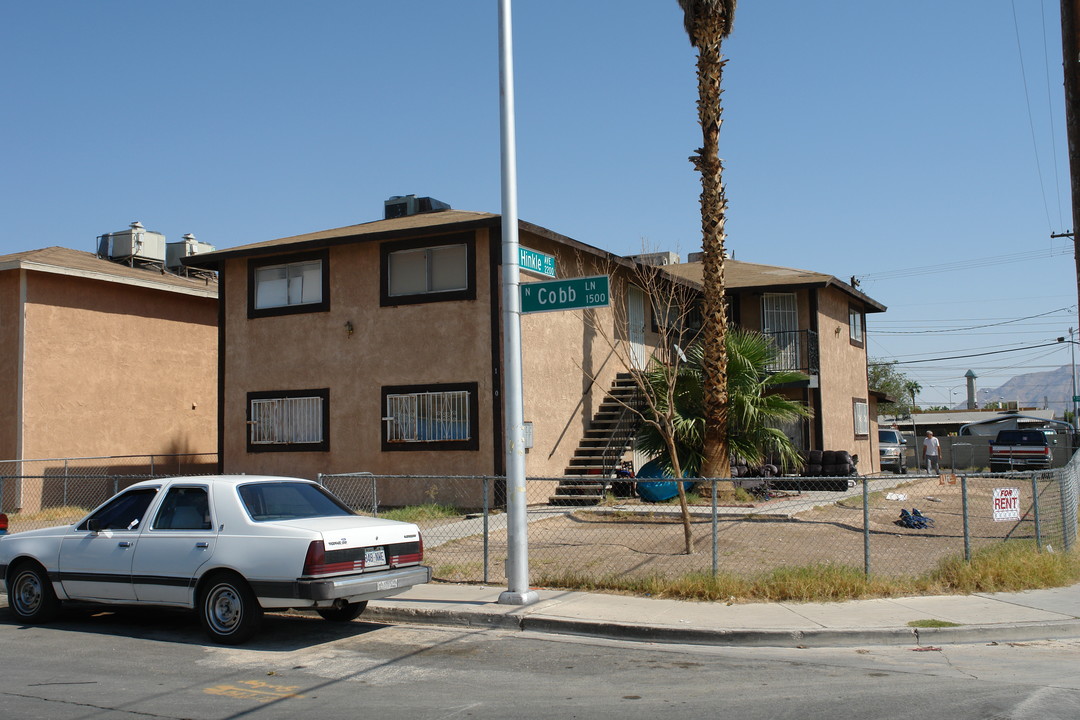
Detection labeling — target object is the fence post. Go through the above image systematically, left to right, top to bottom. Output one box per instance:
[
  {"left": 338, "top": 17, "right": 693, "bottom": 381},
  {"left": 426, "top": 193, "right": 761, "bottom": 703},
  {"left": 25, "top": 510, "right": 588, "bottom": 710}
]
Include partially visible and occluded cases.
[
  {"left": 63, "top": 459, "right": 69, "bottom": 507},
  {"left": 1061, "top": 470, "right": 1073, "bottom": 552},
  {"left": 1030, "top": 472, "right": 1042, "bottom": 551},
  {"left": 961, "top": 474, "right": 971, "bottom": 562},
  {"left": 372, "top": 476, "right": 379, "bottom": 517},
  {"left": 484, "top": 477, "right": 490, "bottom": 584},
  {"left": 862, "top": 477, "right": 870, "bottom": 577},
  {"left": 711, "top": 478, "right": 718, "bottom": 577}
]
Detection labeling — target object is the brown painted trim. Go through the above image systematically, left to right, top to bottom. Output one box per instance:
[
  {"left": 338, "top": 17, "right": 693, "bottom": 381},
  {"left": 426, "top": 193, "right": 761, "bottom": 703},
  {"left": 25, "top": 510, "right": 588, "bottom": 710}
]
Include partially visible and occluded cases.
[
  {"left": 186, "top": 217, "right": 501, "bottom": 268},
  {"left": 489, "top": 223, "right": 505, "bottom": 476},
  {"left": 379, "top": 233, "right": 477, "bottom": 307},
  {"left": 246, "top": 249, "right": 331, "bottom": 319},
  {"left": 216, "top": 274, "right": 226, "bottom": 473},
  {"left": 848, "top": 304, "right": 865, "bottom": 348},
  {"left": 380, "top": 382, "right": 480, "bottom": 452},
  {"left": 853, "top": 397, "right": 870, "bottom": 439}
]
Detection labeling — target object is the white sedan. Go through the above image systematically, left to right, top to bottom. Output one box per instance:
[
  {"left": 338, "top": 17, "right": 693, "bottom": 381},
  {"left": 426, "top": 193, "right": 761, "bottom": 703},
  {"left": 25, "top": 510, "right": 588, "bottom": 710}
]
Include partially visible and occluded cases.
[{"left": 0, "top": 475, "right": 432, "bottom": 644}]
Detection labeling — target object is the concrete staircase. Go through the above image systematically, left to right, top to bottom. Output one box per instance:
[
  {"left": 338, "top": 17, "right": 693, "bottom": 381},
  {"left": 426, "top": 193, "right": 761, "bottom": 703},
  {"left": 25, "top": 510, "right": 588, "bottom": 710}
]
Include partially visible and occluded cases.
[{"left": 548, "top": 373, "right": 641, "bottom": 505}]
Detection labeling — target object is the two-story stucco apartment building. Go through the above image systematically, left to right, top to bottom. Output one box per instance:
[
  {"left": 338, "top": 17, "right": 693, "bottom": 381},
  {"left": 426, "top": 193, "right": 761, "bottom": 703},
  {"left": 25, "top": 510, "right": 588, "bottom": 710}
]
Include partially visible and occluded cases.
[
  {"left": 184, "top": 199, "right": 889, "bottom": 502},
  {"left": 0, "top": 246, "right": 219, "bottom": 512}
]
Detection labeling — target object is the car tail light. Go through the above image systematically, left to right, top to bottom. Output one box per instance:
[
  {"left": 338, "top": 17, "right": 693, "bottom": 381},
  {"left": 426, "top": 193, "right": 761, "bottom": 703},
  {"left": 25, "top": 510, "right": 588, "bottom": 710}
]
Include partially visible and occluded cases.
[
  {"left": 0, "top": 513, "right": 7, "bottom": 535},
  {"left": 388, "top": 534, "right": 424, "bottom": 567},
  {"left": 302, "top": 540, "right": 363, "bottom": 576},
  {"left": 302, "top": 540, "right": 326, "bottom": 575}
]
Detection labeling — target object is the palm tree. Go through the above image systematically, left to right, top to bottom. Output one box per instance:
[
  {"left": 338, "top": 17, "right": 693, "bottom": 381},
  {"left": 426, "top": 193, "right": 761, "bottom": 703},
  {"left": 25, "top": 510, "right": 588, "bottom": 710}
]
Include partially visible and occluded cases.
[
  {"left": 677, "top": 0, "right": 738, "bottom": 478},
  {"left": 635, "top": 328, "right": 812, "bottom": 478}
]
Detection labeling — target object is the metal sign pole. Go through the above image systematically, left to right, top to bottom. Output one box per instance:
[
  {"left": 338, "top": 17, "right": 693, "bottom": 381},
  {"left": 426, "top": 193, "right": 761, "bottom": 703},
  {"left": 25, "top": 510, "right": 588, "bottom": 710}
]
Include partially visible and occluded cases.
[{"left": 497, "top": 0, "right": 538, "bottom": 606}]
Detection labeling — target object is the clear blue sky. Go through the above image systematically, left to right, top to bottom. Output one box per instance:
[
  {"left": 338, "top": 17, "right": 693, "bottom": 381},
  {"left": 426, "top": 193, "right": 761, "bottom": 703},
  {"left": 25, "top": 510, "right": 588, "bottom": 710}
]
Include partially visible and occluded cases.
[{"left": 2, "top": 1, "right": 1075, "bottom": 407}]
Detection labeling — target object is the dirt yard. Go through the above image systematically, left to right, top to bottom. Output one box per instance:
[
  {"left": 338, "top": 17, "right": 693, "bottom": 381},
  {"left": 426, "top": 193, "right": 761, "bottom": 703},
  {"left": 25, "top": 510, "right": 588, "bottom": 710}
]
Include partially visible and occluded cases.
[{"left": 425, "top": 475, "right": 1062, "bottom": 583}]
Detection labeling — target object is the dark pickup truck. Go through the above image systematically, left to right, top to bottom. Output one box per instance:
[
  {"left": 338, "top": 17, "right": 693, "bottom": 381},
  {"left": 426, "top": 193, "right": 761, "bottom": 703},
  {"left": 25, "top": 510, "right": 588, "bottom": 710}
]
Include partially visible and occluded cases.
[{"left": 989, "top": 429, "right": 1053, "bottom": 472}]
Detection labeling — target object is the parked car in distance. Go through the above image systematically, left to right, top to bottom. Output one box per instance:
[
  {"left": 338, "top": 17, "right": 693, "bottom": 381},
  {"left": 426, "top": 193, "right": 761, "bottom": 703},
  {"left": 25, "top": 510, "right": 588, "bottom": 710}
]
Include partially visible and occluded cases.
[
  {"left": 878, "top": 428, "right": 907, "bottom": 474},
  {"left": 988, "top": 429, "right": 1053, "bottom": 472},
  {"left": 0, "top": 475, "right": 432, "bottom": 644}
]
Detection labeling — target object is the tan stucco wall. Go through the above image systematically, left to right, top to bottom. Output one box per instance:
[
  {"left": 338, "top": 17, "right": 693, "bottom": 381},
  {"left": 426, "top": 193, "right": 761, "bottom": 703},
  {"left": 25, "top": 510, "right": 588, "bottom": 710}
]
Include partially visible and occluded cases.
[
  {"left": 222, "top": 230, "right": 498, "bottom": 488},
  {"left": 518, "top": 239, "right": 639, "bottom": 500},
  {"left": 0, "top": 271, "right": 21, "bottom": 462},
  {"left": 18, "top": 272, "right": 218, "bottom": 466},
  {"left": 815, "top": 288, "right": 873, "bottom": 465}
]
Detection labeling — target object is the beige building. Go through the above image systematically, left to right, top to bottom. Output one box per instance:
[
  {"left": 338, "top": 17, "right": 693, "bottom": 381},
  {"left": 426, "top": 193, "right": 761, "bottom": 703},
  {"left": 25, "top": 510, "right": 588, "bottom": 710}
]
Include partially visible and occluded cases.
[
  {"left": 186, "top": 200, "right": 889, "bottom": 501},
  {"left": 0, "top": 247, "right": 219, "bottom": 511},
  {"left": 666, "top": 258, "right": 887, "bottom": 471}
]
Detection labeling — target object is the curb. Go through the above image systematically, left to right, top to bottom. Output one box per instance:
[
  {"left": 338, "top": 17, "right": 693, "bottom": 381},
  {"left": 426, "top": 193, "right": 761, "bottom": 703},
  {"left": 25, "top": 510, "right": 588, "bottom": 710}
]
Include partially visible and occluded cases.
[{"left": 364, "top": 604, "right": 1080, "bottom": 648}]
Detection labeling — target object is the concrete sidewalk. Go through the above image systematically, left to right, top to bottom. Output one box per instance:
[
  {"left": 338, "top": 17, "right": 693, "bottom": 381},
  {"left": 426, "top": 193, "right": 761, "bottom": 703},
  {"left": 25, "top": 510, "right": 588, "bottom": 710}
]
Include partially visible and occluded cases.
[{"left": 365, "top": 582, "right": 1080, "bottom": 648}]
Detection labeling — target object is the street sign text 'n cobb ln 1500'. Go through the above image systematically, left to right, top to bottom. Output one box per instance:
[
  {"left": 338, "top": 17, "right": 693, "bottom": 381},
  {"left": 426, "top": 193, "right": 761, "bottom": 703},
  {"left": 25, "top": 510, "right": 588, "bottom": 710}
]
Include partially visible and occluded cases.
[{"left": 520, "top": 275, "right": 610, "bottom": 313}]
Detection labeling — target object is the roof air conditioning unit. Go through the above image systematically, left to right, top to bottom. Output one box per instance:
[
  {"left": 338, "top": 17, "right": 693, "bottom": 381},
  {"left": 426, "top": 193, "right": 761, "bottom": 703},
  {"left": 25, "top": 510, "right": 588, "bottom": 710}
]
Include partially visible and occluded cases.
[{"left": 384, "top": 195, "right": 451, "bottom": 219}]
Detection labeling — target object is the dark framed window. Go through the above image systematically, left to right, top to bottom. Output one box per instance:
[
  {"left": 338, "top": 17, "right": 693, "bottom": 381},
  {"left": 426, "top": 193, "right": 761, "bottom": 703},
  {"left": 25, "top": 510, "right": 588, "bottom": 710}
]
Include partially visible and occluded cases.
[
  {"left": 380, "top": 233, "right": 476, "bottom": 306},
  {"left": 247, "top": 249, "right": 330, "bottom": 319},
  {"left": 848, "top": 305, "right": 864, "bottom": 346},
  {"left": 381, "top": 382, "right": 479, "bottom": 451},
  {"left": 247, "top": 388, "right": 330, "bottom": 452},
  {"left": 853, "top": 398, "right": 869, "bottom": 438}
]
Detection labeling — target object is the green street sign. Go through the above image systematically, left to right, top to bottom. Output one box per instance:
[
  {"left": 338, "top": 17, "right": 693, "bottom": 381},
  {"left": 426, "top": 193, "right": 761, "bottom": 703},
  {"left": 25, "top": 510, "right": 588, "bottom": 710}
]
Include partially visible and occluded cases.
[
  {"left": 519, "top": 247, "right": 556, "bottom": 278},
  {"left": 520, "top": 275, "right": 610, "bottom": 314},
  {"left": 1073, "top": 395, "right": 1080, "bottom": 402}
]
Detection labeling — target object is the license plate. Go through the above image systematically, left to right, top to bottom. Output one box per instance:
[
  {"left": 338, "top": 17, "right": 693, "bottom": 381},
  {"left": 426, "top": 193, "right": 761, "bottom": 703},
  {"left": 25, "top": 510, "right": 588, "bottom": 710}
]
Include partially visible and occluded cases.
[
  {"left": 365, "top": 547, "right": 386, "bottom": 567},
  {"left": 377, "top": 579, "right": 399, "bottom": 591}
]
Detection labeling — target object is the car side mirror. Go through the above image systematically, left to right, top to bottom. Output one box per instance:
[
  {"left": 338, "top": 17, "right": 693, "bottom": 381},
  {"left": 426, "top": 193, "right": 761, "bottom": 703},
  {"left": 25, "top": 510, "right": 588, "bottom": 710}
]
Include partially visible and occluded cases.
[{"left": 87, "top": 518, "right": 100, "bottom": 533}]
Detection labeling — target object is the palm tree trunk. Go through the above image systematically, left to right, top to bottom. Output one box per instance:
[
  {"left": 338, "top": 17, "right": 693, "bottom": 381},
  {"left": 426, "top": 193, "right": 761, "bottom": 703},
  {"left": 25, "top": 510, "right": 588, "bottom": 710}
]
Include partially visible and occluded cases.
[{"left": 690, "top": 12, "right": 731, "bottom": 479}]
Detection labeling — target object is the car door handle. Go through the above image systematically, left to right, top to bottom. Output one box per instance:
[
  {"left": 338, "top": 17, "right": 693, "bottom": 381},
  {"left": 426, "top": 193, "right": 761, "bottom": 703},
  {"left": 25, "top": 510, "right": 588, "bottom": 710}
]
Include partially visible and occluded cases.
[
  {"left": 118, "top": 541, "right": 133, "bottom": 548},
  {"left": 196, "top": 542, "right": 209, "bottom": 548}
]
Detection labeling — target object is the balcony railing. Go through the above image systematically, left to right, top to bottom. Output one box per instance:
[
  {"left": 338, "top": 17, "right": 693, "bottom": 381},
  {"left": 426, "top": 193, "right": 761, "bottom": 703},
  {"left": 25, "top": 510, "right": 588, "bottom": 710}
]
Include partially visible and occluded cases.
[{"left": 763, "top": 329, "right": 819, "bottom": 376}]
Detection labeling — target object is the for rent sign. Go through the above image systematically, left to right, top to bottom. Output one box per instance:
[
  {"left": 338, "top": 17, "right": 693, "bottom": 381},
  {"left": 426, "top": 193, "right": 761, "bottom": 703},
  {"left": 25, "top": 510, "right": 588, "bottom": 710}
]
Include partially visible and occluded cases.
[{"left": 993, "top": 487, "right": 1021, "bottom": 522}]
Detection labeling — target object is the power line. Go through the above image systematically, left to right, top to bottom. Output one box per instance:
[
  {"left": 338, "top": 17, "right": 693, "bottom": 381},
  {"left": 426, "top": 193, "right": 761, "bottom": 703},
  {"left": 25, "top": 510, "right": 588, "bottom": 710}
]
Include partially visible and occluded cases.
[
  {"left": 855, "top": 246, "right": 1069, "bottom": 282},
  {"left": 868, "top": 306, "right": 1073, "bottom": 335},
  {"left": 869, "top": 341, "right": 1064, "bottom": 365}
]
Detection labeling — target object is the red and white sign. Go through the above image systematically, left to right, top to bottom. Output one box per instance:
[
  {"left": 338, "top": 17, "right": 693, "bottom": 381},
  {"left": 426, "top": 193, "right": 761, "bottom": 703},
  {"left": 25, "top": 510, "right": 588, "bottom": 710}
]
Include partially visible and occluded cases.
[{"left": 993, "top": 487, "right": 1021, "bottom": 522}]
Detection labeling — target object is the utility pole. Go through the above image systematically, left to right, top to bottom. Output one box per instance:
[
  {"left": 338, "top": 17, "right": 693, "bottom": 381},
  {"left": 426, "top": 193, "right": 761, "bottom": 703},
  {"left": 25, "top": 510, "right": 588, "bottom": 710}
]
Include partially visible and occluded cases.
[
  {"left": 497, "top": 0, "right": 538, "bottom": 607},
  {"left": 1062, "top": 0, "right": 1080, "bottom": 331}
]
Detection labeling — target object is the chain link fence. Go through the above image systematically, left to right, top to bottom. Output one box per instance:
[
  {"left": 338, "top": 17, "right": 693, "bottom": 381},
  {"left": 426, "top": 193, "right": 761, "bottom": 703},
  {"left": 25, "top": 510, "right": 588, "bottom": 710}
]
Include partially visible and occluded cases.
[
  {"left": 1, "top": 453, "right": 1073, "bottom": 589},
  {"left": 0, "top": 454, "right": 217, "bottom": 528},
  {"left": 319, "top": 459, "right": 1079, "bottom": 586}
]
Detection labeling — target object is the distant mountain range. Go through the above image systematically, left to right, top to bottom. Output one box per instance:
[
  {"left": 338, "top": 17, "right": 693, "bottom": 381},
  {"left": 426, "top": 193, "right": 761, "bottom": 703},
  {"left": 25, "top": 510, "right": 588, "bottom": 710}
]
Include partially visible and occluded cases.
[{"left": 965, "top": 365, "right": 1079, "bottom": 415}]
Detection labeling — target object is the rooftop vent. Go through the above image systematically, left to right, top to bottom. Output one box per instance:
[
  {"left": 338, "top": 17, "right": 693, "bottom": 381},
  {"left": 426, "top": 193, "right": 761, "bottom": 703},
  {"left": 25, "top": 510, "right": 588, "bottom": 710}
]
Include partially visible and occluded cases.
[
  {"left": 384, "top": 195, "right": 451, "bottom": 219},
  {"left": 97, "top": 221, "right": 166, "bottom": 266},
  {"left": 166, "top": 233, "right": 216, "bottom": 271},
  {"left": 627, "top": 251, "right": 680, "bottom": 267}
]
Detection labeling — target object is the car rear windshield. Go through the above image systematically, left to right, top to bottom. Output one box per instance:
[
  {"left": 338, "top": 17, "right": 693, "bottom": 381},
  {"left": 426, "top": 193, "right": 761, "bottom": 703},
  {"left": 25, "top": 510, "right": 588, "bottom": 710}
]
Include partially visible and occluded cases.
[
  {"left": 878, "top": 430, "right": 902, "bottom": 444},
  {"left": 994, "top": 430, "right": 1047, "bottom": 445},
  {"left": 238, "top": 482, "right": 355, "bottom": 521}
]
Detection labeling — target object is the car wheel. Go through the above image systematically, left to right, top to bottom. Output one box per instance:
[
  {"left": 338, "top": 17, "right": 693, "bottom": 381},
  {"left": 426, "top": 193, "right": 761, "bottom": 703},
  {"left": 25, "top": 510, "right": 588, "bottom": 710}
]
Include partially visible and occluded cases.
[
  {"left": 990, "top": 463, "right": 1006, "bottom": 473},
  {"left": 900, "top": 465, "right": 907, "bottom": 474},
  {"left": 8, "top": 561, "right": 60, "bottom": 624},
  {"left": 198, "top": 572, "right": 262, "bottom": 645},
  {"left": 317, "top": 601, "right": 368, "bottom": 622}
]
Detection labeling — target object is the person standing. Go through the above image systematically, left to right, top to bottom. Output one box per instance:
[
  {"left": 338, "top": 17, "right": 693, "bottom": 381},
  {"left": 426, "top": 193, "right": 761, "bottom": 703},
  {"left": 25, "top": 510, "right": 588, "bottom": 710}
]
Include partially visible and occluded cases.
[{"left": 922, "top": 430, "right": 941, "bottom": 474}]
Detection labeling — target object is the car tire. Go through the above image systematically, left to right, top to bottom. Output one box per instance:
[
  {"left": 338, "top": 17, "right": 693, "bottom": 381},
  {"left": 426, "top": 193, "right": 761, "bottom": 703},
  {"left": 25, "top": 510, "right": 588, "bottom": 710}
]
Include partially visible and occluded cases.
[
  {"left": 990, "top": 463, "right": 1006, "bottom": 474},
  {"left": 900, "top": 465, "right": 907, "bottom": 474},
  {"left": 7, "top": 561, "right": 60, "bottom": 624},
  {"left": 198, "top": 572, "right": 263, "bottom": 645},
  {"left": 317, "top": 601, "right": 368, "bottom": 623}
]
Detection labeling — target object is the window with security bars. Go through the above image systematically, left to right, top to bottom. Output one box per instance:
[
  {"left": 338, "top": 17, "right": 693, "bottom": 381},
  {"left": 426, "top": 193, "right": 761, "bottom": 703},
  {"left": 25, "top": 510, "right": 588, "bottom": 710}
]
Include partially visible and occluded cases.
[
  {"left": 762, "top": 293, "right": 800, "bottom": 372},
  {"left": 247, "top": 390, "right": 329, "bottom": 452},
  {"left": 385, "top": 390, "right": 470, "bottom": 443}
]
